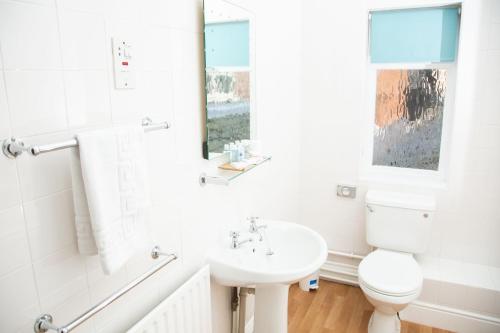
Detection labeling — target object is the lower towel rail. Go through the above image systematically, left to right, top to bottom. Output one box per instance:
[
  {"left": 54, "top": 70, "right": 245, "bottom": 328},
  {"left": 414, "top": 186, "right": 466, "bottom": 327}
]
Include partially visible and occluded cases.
[{"left": 34, "top": 246, "right": 178, "bottom": 333}]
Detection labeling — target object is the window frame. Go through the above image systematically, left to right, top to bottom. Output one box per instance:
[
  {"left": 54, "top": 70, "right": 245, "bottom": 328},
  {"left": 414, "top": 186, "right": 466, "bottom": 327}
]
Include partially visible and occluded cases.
[{"left": 359, "top": 8, "right": 459, "bottom": 188}]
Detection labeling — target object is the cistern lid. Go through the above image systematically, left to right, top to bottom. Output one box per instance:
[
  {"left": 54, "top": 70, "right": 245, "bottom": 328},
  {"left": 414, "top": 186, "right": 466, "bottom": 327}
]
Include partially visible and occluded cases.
[{"left": 365, "top": 190, "right": 436, "bottom": 211}]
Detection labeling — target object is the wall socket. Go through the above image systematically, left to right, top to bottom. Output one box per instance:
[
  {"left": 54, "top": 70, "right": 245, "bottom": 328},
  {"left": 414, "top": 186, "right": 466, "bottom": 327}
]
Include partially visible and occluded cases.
[{"left": 337, "top": 184, "right": 356, "bottom": 198}]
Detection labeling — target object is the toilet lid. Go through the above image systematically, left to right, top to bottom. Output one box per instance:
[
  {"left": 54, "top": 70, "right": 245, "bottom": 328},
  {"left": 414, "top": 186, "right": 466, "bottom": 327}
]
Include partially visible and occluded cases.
[{"left": 358, "top": 249, "right": 422, "bottom": 296}]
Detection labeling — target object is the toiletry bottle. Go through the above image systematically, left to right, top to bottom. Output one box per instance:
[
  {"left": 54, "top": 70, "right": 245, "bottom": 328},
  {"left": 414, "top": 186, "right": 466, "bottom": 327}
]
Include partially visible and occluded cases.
[
  {"left": 241, "top": 140, "right": 250, "bottom": 158},
  {"left": 234, "top": 141, "right": 241, "bottom": 162},
  {"left": 238, "top": 142, "right": 245, "bottom": 161},
  {"left": 229, "top": 143, "right": 237, "bottom": 162},
  {"left": 224, "top": 144, "right": 230, "bottom": 159}
]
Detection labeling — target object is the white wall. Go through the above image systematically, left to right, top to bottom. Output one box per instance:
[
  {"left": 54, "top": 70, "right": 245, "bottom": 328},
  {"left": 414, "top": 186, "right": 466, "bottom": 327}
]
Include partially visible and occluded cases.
[
  {"left": 0, "top": 0, "right": 302, "bottom": 332},
  {"left": 299, "top": 0, "right": 500, "bottom": 268},
  {"left": 300, "top": 3, "right": 500, "bottom": 327}
]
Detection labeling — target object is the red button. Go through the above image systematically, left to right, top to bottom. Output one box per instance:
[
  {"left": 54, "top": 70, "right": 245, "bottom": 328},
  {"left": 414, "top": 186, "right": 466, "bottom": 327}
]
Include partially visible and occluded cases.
[{"left": 122, "top": 61, "right": 129, "bottom": 66}]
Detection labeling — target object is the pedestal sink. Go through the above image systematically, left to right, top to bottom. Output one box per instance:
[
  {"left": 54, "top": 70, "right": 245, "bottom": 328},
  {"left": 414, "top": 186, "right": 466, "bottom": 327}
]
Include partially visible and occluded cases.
[{"left": 207, "top": 220, "right": 328, "bottom": 333}]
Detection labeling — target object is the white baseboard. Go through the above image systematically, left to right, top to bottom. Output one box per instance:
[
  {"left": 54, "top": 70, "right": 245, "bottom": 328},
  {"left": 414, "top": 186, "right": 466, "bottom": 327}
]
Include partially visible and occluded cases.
[
  {"left": 320, "top": 258, "right": 500, "bottom": 333},
  {"left": 320, "top": 259, "right": 359, "bottom": 286},
  {"left": 402, "top": 301, "right": 500, "bottom": 333}
]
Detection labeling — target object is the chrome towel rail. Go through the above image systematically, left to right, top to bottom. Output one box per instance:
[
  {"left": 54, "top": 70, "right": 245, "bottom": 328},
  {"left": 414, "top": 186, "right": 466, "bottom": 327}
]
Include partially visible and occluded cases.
[
  {"left": 2, "top": 117, "right": 170, "bottom": 159},
  {"left": 34, "top": 246, "right": 177, "bottom": 333}
]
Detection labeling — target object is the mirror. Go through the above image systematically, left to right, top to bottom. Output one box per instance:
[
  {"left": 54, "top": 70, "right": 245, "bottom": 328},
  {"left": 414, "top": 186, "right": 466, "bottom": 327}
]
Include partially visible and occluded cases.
[{"left": 202, "top": 0, "right": 255, "bottom": 159}]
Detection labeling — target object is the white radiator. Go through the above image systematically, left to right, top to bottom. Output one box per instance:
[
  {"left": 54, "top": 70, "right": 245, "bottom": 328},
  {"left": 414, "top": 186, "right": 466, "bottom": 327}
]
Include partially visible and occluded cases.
[{"left": 127, "top": 265, "right": 212, "bottom": 333}]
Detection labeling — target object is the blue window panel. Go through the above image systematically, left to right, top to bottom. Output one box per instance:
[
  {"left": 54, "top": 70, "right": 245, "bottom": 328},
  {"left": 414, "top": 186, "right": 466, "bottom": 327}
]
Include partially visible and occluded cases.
[
  {"left": 370, "top": 7, "right": 460, "bottom": 63},
  {"left": 205, "top": 21, "right": 249, "bottom": 67}
]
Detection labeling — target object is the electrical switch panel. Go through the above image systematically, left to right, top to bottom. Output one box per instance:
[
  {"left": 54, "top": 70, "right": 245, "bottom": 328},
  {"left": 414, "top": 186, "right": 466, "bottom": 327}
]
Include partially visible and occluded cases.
[{"left": 112, "top": 38, "right": 135, "bottom": 89}]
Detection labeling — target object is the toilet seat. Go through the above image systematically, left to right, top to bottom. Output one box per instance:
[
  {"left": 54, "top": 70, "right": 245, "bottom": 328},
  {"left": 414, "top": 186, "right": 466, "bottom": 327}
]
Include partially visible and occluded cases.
[{"left": 358, "top": 249, "right": 422, "bottom": 297}]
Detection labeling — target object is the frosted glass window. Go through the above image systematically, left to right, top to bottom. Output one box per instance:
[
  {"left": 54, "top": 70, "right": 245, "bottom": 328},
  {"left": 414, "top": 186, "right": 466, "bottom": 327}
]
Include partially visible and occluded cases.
[
  {"left": 370, "top": 7, "right": 460, "bottom": 63},
  {"left": 205, "top": 21, "right": 249, "bottom": 67},
  {"left": 372, "top": 69, "right": 447, "bottom": 170}
]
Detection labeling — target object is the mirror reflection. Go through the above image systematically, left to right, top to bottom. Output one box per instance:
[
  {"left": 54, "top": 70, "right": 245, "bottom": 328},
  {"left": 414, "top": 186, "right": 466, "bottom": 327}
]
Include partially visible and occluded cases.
[{"left": 203, "top": 0, "right": 254, "bottom": 159}]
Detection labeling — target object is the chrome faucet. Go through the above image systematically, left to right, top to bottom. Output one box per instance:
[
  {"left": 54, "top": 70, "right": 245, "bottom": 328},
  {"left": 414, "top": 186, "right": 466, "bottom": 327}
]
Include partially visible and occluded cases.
[
  {"left": 248, "top": 216, "right": 266, "bottom": 241},
  {"left": 229, "top": 231, "right": 253, "bottom": 249}
]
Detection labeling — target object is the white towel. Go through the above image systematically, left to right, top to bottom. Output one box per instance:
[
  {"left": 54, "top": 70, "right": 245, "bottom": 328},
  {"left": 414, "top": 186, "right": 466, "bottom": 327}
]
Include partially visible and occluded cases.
[
  {"left": 70, "top": 126, "right": 151, "bottom": 275},
  {"left": 70, "top": 149, "right": 98, "bottom": 255}
]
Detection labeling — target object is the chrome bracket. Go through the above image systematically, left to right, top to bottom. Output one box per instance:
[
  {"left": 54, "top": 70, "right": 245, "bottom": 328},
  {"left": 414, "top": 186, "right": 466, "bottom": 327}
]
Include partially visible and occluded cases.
[
  {"left": 141, "top": 117, "right": 153, "bottom": 126},
  {"left": 2, "top": 137, "right": 27, "bottom": 159},
  {"left": 199, "top": 173, "right": 229, "bottom": 186},
  {"left": 151, "top": 246, "right": 177, "bottom": 260},
  {"left": 34, "top": 314, "right": 55, "bottom": 333}
]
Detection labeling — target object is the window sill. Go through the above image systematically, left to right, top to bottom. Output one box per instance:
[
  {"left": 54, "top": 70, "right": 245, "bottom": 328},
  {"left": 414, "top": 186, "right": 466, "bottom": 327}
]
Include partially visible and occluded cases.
[{"left": 359, "top": 172, "right": 448, "bottom": 190}]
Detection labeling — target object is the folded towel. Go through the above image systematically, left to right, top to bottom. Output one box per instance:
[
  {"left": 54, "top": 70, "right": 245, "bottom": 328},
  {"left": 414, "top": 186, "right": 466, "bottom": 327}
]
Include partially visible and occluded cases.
[
  {"left": 71, "top": 126, "right": 151, "bottom": 275},
  {"left": 70, "top": 149, "right": 98, "bottom": 255}
]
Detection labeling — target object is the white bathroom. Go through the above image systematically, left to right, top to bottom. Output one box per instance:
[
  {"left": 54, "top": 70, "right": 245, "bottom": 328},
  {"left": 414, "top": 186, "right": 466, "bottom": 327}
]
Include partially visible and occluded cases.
[{"left": 0, "top": 0, "right": 499, "bottom": 332}]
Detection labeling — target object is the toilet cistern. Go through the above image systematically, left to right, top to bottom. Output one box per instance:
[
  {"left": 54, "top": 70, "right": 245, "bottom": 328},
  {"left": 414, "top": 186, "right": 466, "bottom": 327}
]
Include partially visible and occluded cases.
[{"left": 359, "top": 190, "right": 436, "bottom": 333}]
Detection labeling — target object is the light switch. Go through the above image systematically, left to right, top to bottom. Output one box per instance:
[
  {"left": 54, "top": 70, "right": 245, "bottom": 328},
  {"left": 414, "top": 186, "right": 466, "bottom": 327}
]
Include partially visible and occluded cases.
[{"left": 112, "top": 38, "right": 135, "bottom": 89}]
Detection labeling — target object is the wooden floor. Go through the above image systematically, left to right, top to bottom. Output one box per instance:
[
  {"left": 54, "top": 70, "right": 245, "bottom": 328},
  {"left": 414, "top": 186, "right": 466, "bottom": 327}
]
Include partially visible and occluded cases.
[{"left": 288, "top": 280, "right": 453, "bottom": 333}]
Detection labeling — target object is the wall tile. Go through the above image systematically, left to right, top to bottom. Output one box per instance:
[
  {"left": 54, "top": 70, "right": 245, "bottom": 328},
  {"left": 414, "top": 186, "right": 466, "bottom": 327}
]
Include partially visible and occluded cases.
[
  {"left": 11, "top": 0, "right": 55, "bottom": 6},
  {"left": 56, "top": 0, "right": 108, "bottom": 14},
  {"left": 140, "top": 0, "right": 170, "bottom": 27},
  {"left": 166, "top": 0, "right": 203, "bottom": 33},
  {"left": 491, "top": 0, "right": 500, "bottom": 24},
  {"left": 0, "top": 1, "right": 61, "bottom": 69},
  {"left": 58, "top": 9, "right": 107, "bottom": 70},
  {"left": 488, "top": 23, "right": 500, "bottom": 50},
  {"left": 142, "top": 26, "right": 172, "bottom": 71},
  {"left": 170, "top": 30, "right": 204, "bottom": 163},
  {"left": 482, "top": 51, "right": 500, "bottom": 125},
  {"left": 0, "top": 69, "right": 11, "bottom": 138},
  {"left": 4, "top": 70, "right": 67, "bottom": 137},
  {"left": 64, "top": 70, "right": 112, "bottom": 128},
  {"left": 141, "top": 70, "right": 174, "bottom": 122},
  {"left": 109, "top": 85, "right": 144, "bottom": 124},
  {"left": 483, "top": 125, "right": 500, "bottom": 150},
  {"left": 16, "top": 138, "right": 71, "bottom": 201},
  {"left": 0, "top": 156, "right": 21, "bottom": 210},
  {"left": 24, "top": 190, "right": 76, "bottom": 261},
  {"left": 0, "top": 204, "right": 25, "bottom": 236},
  {"left": 0, "top": 205, "right": 31, "bottom": 277},
  {"left": 0, "top": 228, "right": 32, "bottom": 278},
  {"left": 33, "top": 244, "right": 87, "bottom": 309},
  {"left": 86, "top": 255, "right": 130, "bottom": 302},
  {"left": 0, "top": 266, "right": 40, "bottom": 332}
]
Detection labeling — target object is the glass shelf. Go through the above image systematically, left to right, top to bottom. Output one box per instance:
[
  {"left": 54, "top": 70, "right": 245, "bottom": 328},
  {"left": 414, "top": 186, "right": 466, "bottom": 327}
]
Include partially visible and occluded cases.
[{"left": 199, "top": 156, "right": 272, "bottom": 186}]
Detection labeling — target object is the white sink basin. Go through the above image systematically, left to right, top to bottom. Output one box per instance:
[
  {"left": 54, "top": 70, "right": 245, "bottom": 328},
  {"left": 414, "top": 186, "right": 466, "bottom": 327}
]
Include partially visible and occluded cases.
[
  {"left": 207, "top": 219, "right": 328, "bottom": 333},
  {"left": 208, "top": 220, "right": 328, "bottom": 286}
]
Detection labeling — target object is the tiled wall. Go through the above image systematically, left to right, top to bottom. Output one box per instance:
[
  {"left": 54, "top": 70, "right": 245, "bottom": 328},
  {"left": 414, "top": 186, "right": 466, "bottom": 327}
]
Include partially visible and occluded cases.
[
  {"left": 0, "top": 0, "right": 303, "bottom": 332},
  {"left": 299, "top": 0, "right": 500, "bottom": 269}
]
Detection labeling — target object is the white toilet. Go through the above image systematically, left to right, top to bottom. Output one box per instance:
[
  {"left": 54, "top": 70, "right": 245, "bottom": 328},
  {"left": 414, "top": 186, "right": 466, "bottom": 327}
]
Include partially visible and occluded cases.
[{"left": 358, "top": 190, "right": 436, "bottom": 333}]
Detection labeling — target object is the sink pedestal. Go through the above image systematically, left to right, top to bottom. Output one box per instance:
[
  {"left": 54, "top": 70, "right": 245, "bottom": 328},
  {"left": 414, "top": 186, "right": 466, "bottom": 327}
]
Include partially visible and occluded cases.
[{"left": 254, "top": 284, "right": 290, "bottom": 333}]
